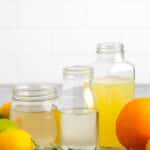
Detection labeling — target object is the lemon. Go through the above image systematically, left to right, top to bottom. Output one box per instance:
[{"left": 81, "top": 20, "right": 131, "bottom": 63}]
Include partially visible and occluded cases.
[{"left": 0, "top": 128, "right": 34, "bottom": 150}]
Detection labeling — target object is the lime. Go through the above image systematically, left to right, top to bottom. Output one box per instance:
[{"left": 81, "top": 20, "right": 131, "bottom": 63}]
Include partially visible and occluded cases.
[{"left": 0, "top": 119, "right": 18, "bottom": 132}]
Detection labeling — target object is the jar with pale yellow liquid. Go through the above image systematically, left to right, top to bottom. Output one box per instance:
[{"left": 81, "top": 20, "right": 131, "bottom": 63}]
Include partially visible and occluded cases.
[
  {"left": 92, "top": 42, "right": 135, "bottom": 150},
  {"left": 10, "top": 84, "right": 59, "bottom": 148}
]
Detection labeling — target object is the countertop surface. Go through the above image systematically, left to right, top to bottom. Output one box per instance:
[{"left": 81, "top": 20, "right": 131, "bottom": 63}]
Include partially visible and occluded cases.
[{"left": 0, "top": 84, "right": 149, "bottom": 104}]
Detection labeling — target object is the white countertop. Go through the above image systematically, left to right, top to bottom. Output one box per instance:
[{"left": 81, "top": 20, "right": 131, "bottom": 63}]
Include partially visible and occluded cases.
[{"left": 0, "top": 84, "right": 149, "bottom": 104}]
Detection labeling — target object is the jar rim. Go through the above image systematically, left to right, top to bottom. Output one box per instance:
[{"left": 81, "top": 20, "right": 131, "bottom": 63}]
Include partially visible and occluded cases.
[
  {"left": 96, "top": 42, "right": 124, "bottom": 54},
  {"left": 63, "top": 65, "right": 93, "bottom": 78},
  {"left": 13, "top": 83, "right": 58, "bottom": 102}
]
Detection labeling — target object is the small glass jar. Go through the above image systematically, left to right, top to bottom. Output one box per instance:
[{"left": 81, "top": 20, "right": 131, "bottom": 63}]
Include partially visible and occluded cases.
[
  {"left": 92, "top": 42, "right": 135, "bottom": 150},
  {"left": 59, "top": 66, "right": 97, "bottom": 150},
  {"left": 10, "top": 83, "right": 58, "bottom": 148}
]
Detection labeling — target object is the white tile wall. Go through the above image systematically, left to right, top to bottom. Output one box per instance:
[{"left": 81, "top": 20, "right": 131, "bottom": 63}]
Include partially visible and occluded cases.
[
  {"left": 0, "top": 0, "right": 150, "bottom": 84},
  {"left": 0, "top": 0, "right": 17, "bottom": 29},
  {"left": 17, "top": 0, "right": 88, "bottom": 29},
  {"left": 87, "top": 0, "right": 150, "bottom": 28},
  {"left": 0, "top": 30, "right": 17, "bottom": 83},
  {"left": 15, "top": 30, "right": 53, "bottom": 83}
]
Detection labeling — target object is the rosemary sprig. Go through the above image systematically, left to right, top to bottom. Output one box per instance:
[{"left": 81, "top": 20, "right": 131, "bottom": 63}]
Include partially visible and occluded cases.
[{"left": 33, "top": 141, "right": 64, "bottom": 150}]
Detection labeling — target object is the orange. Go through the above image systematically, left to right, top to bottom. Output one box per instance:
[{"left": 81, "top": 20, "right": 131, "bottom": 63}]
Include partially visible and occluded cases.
[
  {"left": 116, "top": 98, "right": 150, "bottom": 150},
  {"left": 0, "top": 101, "right": 12, "bottom": 118},
  {"left": 0, "top": 128, "right": 34, "bottom": 150},
  {"left": 146, "top": 139, "right": 150, "bottom": 150}
]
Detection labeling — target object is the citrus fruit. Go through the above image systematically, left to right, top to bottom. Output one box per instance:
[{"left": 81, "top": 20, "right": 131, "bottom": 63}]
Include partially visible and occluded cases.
[
  {"left": 116, "top": 98, "right": 150, "bottom": 150},
  {"left": 0, "top": 101, "right": 12, "bottom": 118},
  {"left": 0, "top": 119, "right": 17, "bottom": 132},
  {"left": 0, "top": 128, "right": 34, "bottom": 150},
  {"left": 146, "top": 139, "right": 150, "bottom": 150}
]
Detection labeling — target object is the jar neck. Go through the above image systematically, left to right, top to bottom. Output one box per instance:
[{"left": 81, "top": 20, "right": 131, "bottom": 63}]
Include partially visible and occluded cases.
[
  {"left": 97, "top": 51, "right": 124, "bottom": 62},
  {"left": 61, "top": 66, "right": 94, "bottom": 109},
  {"left": 63, "top": 66, "right": 93, "bottom": 86},
  {"left": 64, "top": 75, "right": 92, "bottom": 83},
  {"left": 63, "top": 76, "right": 92, "bottom": 93},
  {"left": 62, "top": 77, "right": 94, "bottom": 109},
  {"left": 13, "top": 83, "right": 57, "bottom": 102}
]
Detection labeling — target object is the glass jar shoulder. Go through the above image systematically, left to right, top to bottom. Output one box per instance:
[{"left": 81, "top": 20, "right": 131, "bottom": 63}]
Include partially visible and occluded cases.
[{"left": 91, "top": 60, "right": 135, "bottom": 80}]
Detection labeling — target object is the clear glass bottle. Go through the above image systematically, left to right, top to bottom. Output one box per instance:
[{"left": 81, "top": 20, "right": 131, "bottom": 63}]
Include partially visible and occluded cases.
[
  {"left": 92, "top": 42, "right": 135, "bottom": 150},
  {"left": 59, "top": 66, "right": 97, "bottom": 150},
  {"left": 10, "top": 83, "right": 58, "bottom": 148}
]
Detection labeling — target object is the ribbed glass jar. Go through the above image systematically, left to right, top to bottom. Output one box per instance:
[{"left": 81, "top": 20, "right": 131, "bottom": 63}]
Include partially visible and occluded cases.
[{"left": 10, "top": 83, "right": 58, "bottom": 148}]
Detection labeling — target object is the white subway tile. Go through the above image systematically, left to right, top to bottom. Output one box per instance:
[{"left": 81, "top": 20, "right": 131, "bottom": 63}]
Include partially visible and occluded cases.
[
  {"left": 0, "top": 0, "right": 17, "bottom": 29},
  {"left": 17, "top": 0, "right": 88, "bottom": 29},
  {"left": 87, "top": 0, "right": 150, "bottom": 29},
  {"left": 0, "top": 30, "right": 17, "bottom": 83},
  {"left": 14, "top": 30, "right": 54, "bottom": 83},
  {"left": 53, "top": 30, "right": 94, "bottom": 56}
]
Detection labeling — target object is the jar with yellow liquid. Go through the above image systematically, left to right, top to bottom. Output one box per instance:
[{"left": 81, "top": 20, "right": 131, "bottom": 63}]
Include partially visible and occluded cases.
[
  {"left": 92, "top": 42, "right": 135, "bottom": 150},
  {"left": 10, "top": 84, "right": 59, "bottom": 148}
]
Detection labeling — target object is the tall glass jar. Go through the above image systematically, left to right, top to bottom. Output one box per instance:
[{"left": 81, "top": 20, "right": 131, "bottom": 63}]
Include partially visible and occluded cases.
[
  {"left": 92, "top": 42, "right": 135, "bottom": 150},
  {"left": 59, "top": 66, "right": 97, "bottom": 150},
  {"left": 10, "top": 84, "right": 58, "bottom": 148}
]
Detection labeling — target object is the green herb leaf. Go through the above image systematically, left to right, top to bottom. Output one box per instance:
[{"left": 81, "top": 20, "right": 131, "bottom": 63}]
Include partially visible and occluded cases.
[{"left": 34, "top": 144, "right": 64, "bottom": 150}]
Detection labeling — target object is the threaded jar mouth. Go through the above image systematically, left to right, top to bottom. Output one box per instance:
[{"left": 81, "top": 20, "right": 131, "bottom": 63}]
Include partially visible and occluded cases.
[
  {"left": 96, "top": 42, "right": 124, "bottom": 54},
  {"left": 63, "top": 65, "right": 93, "bottom": 79},
  {"left": 13, "top": 83, "right": 57, "bottom": 102}
]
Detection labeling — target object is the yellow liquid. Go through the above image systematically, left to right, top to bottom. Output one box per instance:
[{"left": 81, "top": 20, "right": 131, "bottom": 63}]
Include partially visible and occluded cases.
[
  {"left": 92, "top": 77, "right": 134, "bottom": 148},
  {"left": 54, "top": 109, "right": 61, "bottom": 144},
  {"left": 10, "top": 110, "right": 58, "bottom": 147}
]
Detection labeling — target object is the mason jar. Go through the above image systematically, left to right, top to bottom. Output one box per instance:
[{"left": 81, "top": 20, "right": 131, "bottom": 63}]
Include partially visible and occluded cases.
[
  {"left": 92, "top": 42, "right": 135, "bottom": 150},
  {"left": 10, "top": 83, "right": 58, "bottom": 148}
]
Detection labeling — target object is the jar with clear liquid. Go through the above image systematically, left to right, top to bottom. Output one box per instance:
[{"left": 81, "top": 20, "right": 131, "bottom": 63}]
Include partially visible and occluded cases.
[
  {"left": 92, "top": 42, "right": 135, "bottom": 150},
  {"left": 59, "top": 66, "right": 97, "bottom": 150},
  {"left": 10, "top": 84, "right": 59, "bottom": 148}
]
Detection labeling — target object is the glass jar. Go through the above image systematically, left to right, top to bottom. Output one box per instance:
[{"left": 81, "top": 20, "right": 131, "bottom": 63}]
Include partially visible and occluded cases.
[
  {"left": 92, "top": 42, "right": 135, "bottom": 150},
  {"left": 59, "top": 66, "right": 97, "bottom": 150},
  {"left": 10, "top": 83, "right": 58, "bottom": 148}
]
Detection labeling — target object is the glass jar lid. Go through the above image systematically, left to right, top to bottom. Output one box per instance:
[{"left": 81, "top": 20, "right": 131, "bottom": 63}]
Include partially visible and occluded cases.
[{"left": 13, "top": 83, "right": 57, "bottom": 102}]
